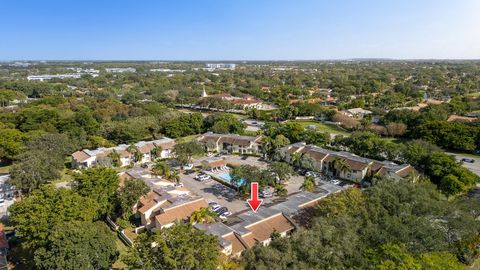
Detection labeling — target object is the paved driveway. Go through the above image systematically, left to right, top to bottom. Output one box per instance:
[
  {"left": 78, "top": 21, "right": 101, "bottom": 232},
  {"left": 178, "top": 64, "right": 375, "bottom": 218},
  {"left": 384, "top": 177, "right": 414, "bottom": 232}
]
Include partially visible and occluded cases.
[{"left": 447, "top": 152, "right": 480, "bottom": 176}]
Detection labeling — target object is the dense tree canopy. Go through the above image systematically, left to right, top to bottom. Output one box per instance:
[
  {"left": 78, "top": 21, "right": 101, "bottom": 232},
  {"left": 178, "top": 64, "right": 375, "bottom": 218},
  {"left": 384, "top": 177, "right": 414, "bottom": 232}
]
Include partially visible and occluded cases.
[
  {"left": 74, "top": 168, "right": 120, "bottom": 218},
  {"left": 243, "top": 181, "right": 480, "bottom": 269},
  {"left": 9, "top": 186, "right": 99, "bottom": 248},
  {"left": 34, "top": 221, "right": 118, "bottom": 270},
  {"left": 124, "top": 223, "right": 220, "bottom": 270}
]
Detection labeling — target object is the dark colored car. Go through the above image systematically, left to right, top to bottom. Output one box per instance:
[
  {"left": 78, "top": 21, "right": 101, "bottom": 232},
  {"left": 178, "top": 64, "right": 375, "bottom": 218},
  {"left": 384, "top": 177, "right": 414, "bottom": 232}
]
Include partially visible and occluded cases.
[
  {"left": 461, "top": 158, "right": 475, "bottom": 163},
  {"left": 215, "top": 207, "right": 229, "bottom": 215}
]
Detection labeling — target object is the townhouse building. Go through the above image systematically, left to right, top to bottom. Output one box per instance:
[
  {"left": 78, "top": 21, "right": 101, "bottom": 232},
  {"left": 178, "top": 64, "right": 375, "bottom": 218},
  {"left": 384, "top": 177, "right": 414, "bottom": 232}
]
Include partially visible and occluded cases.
[
  {"left": 196, "top": 132, "right": 263, "bottom": 155},
  {"left": 71, "top": 137, "right": 175, "bottom": 169},
  {"left": 278, "top": 142, "right": 415, "bottom": 183}
]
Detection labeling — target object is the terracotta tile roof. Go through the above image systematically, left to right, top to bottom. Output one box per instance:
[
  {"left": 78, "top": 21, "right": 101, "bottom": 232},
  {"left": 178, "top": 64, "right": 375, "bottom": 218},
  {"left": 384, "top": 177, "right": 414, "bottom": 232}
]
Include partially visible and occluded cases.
[
  {"left": 447, "top": 115, "right": 477, "bottom": 123},
  {"left": 155, "top": 141, "right": 175, "bottom": 150},
  {"left": 136, "top": 143, "right": 155, "bottom": 154},
  {"left": 286, "top": 146, "right": 302, "bottom": 154},
  {"left": 304, "top": 149, "right": 328, "bottom": 161},
  {"left": 72, "top": 150, "right": 91, "bottom": 162},
  {"left": 323, "top": 155, "right": 337, "bottom": 162},
  {"left": 204, "top": 159, "right": 226, "bottom": 168},
  {"left": 345, "top": 159, "right": 369, "bottom": 171},
  {"left": 370, "top": 162, "right": 385, "bottom": 173},
  {"left": 395, "top": 165, "right": 416, "bottom": 178},
  {"left": 138, "top": 191, "right": 165, "bottom": 214},
  {"left": 155, "top": 198, "right": 209, "bottom": 226},
  {"left": 242, "top": 213, "right": 294, "bottom": 247},
  {"left": 223, "top": 233, "right": 247, "bottom": 255}
]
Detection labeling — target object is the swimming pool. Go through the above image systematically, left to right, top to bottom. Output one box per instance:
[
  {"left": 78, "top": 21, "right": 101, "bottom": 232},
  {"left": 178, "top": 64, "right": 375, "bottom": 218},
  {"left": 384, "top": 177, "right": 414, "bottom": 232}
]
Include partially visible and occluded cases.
[{"left": 217, "top": 172, "right": 246, "bottom": 186}]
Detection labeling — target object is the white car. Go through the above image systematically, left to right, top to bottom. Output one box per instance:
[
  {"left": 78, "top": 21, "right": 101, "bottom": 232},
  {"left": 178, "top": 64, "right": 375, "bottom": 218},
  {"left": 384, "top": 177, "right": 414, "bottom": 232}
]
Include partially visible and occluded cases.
[
  {"left": 182, "top": 163, "right": 194, "bottom": 170},
  {"left": 305, "top": 171, "right": 318, "bottom": 177},
  {"left": 195, "top": 174, "right": 208, "bottom": 181},
  {"left": 199, "top": 175, "right": 211, "bottom": 181},
  {"left": 331, "top": 179, "right": 341, "bottom": 185},
  {"left": 174, "top": 183, "right": 184, "bottom": 188},
  {"left": 260, "top": 190, "right": 273, "bottom": 198},
  {"left": 0, "top": 198, "right": 5, "bottom": 207},
  {"left": 211, "top": 204, "right": 222, "bottom": 211},
  {"left": 219, "top": 212, "right": 231, "bottom": 220}
]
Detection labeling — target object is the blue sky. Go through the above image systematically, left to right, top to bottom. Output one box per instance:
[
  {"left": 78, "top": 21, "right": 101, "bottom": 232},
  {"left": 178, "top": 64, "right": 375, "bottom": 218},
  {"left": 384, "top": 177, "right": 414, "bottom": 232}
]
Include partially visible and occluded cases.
[{"left": 1, "top": 0, "right": 479, "bottom": 60}]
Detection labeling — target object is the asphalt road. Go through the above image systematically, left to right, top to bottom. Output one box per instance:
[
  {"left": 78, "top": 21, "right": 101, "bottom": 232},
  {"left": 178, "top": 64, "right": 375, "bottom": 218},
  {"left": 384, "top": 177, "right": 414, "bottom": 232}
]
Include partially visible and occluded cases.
[{"left": 447, "top": 152, "right": 480, "bottom": 176}]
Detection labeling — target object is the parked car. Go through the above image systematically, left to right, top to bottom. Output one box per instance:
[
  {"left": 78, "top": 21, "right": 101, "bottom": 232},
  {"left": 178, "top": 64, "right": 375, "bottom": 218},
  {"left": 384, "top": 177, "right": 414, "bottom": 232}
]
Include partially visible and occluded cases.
[
  {"left": 207, "top": 152, "right": 214, "bottom": 157},
  {"left": 241, "top": 156, "right": 249, "bottom": 160},
  {"left": 461, "top": 158, "right": 475, "bottom": 163},
  {"left": 140, "top": 163, "right": 148, "bottom": 168},
  {"left": 183, "top": 163, "right": 194, "bottom": 170},
  {"left": 297, "top": 168, "right": 307, "bottom": 176},
  {"left": 305, "top": 171, "right": 318, "bottom": 177},
  {"left": 195, "top": 174, "right": 210, "bottom": 181},
  {"left": 331, "top": 179, "right": 341, "bottom": 185},
  {"left": 174, "top": 183, "right": 184, "bottom": 188},
  {"left": 260, "top": 190, "right": 273, "bottom": 198},
  {"left": 0, "top": 198, "right": 5, "bottom": 207},
  {"left": 208, "top": 201, "right": 218, "bottom": 206},
  {"left": 211, "top": 204, "right": 222, "bottom": 211},
  {"left": 215, "top": 207, "right": 229, "bottom": 215},
  {"left": 217, "top": 208, "right": 231, "bottom": 216},
  {"left": 219, "top": 211, "right": 231, "bottom": 218}
]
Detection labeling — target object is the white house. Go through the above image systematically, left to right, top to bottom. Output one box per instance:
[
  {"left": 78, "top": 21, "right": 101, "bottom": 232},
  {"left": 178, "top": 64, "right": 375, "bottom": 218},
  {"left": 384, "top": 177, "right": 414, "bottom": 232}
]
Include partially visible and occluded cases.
[{"left": 196, "top": 132, "right": 263, "bottom": 155}]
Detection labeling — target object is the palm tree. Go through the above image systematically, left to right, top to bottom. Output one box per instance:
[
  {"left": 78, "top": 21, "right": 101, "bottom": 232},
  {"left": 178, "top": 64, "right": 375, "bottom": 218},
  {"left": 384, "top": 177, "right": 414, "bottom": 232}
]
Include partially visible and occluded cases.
[
  {"left": 127, "top": 145, "right": 142, "bottom": 163},
  {"left": 150, "top": 146, "right": 163, "bottom": 160},
  {"left": 108, "top": 151, "right": 121, "bottom": 167},
  {"left": 290, "top": 152, "right": 302, "bottom": 168},
  {"left": 332, "top": 157, "right": 352, "bottom": 178},
  {"left": 152, "top": 161, "right": 171, "bottom": 179},
  {"left": 170, "top": 169, "right": 180, "bottom": 183},
  {"left": 300, "top": 176, "right": 316, "bottom": 192},
  {"left": 274, "top": 184, "right": 288, "bottom": 197},
  {"left": 189, "top": 208, "right": 218, "bottom": 225}
]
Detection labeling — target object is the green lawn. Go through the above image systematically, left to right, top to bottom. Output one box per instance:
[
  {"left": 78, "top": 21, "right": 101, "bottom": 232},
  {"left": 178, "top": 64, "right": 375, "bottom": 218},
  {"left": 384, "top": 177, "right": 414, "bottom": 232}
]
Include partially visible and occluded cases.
[
  {"left": 289, "top": 120, "right": 350, "bottom": 136},
  {"left": 177, "top": 134, "right": 198, "bottom": 143},
  {"left": 0, "top": 165, "right": 11, "bottom": 174},
  {"left": 112, "top": 238, "right": 129, "bottom": 269}
]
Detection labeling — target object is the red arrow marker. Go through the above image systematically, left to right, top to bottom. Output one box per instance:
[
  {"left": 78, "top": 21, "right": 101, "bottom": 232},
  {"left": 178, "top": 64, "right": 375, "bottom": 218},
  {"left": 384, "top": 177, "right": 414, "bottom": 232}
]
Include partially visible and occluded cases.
[{"left": 247, "top": 182, "right": 263, "bottom": 212}]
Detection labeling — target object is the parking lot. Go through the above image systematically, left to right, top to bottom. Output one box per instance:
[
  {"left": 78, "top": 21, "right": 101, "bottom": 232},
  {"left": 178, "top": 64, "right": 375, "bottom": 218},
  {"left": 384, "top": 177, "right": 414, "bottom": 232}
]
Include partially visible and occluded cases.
[
  {"left": 179, "top": 155, "right": 349, "bottom": 215},
  {"left": 179, "top": 171, "right": 249, "bottom": 213}
]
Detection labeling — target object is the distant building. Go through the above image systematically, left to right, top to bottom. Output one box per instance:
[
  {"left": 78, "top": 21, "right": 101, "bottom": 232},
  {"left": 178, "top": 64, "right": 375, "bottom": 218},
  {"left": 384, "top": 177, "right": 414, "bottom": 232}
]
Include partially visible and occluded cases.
[
  {"left": 205, "top": 63, "right": 236, "bottom": 70},
  {"left": 105, "top": 67, "right": 136, "bottom": 73},
  {"left": 150, "top": 68, "right": 186, "bottom": 73},
  {"left": 27, "top": 74, "right": 86, "bottom": 81},
  {"left": 342, "top": 108, "right": 372, "bottom": 118},
  {"left": 447, "top": 115, "right": 478, "bottom": 123},
  {"left": 196, "top": 132, "right": 263, "bottom": 155},
  {"left": 71, "top": 137, "right": 175, "bottom": 169},
  {"left": 278, "top": 143, "right": 415, "bottom": 183}
]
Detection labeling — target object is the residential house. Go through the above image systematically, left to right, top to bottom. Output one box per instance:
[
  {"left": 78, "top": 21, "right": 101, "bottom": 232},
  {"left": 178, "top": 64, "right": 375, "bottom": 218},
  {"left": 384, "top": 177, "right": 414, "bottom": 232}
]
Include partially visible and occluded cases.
[
  {"left": 342, "top": 108, "right": 372, "bottom": 118},
  {"left": 447, "top": 115, "right": 478, "bottom": 123},
  {"left": 197, "top": 132, "right": 263, "bottom": 155},
  {"left": 71, "top": 137, "right": 175, "bottom": 169},
  {"left": 278, "top": 143, "right": 414, "bottom": 183},
  {"left": 136, "top": 188, "right": 208, "bottom": 230},
  {"left": 196, "top": 210, "right": 295, "bottom": 257}
]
